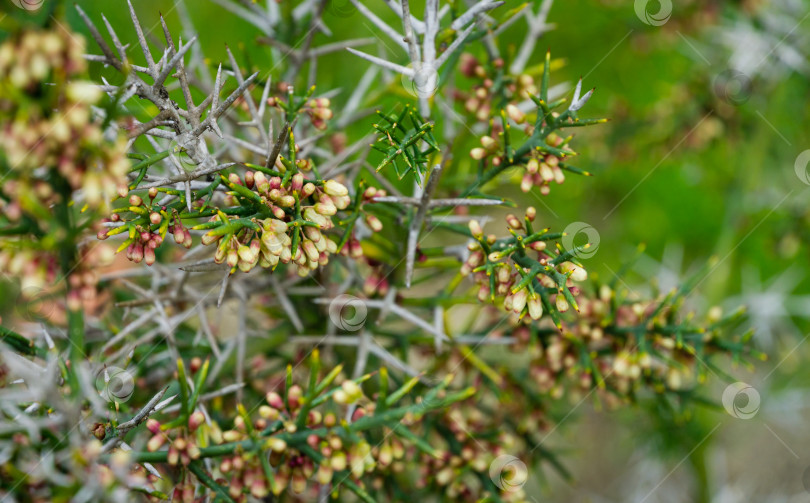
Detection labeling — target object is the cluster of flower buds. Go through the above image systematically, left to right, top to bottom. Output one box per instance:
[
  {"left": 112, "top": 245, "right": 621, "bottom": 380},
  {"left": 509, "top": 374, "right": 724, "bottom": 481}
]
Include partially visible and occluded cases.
[
  {"left": 0, "top": 29, "right": 85, "bottom": 88},
  {"left": 0, "top": 30, "right": 129, "bottom": 209},
  {"left": 457, "top": 53, "right": 539, "bottom": 123},
  {"left": 266, "top": 94, "right": 333, "bottom": 131},
  {"left": 305, "top": 98, "right": 333, "bottom": 131},
  {"left": 469, "top": 131, "right": 572, "bottom": 196},
  {"left": 519, "top": 138, "right": 570, "bottom": 195},
  {"left": 201, "top": 171, "right": 351, "bottom": 276},
  {"left": 339, "top": 186, "right": 387, "bottom": 262},
  {"left": 99, "top": 190, "right": 193, "bottom": 266},
  {"left": 122, "top": 196, "right": 163, "bottom": 266},
  {"left": 461, "top": 209, "right": 587, "bottom": 321},
  {"left": 361, "top": 261, "right": 390, "bottom": 297},
  {"left": 515, "top": 284, "right": 739, "bottom": 407},
  {"left": 193, "top": 379, "right": 378, "bottom": 499},
  {"left": 145, "top": 413, "right": 202, "bottom": 466}
]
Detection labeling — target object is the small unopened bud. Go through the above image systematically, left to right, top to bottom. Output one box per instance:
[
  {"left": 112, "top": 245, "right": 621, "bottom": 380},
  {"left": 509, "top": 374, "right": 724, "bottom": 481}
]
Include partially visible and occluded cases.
[
  {"left": 506, "top": 104, "right": 525, "bottom": 123},
  {"left": 480, "top": 135, "right": 497, "bottom": 150},
  {"left": 470, "top": 147, "right": 487, "bottom": 160},
  {"left": 291, "top": 173, "right": 304, "bottom": 192},
  {"left": 520, "top": 174, "right": 533, "bottom": 192},
  {"left": 323, "top": 179, "right": 348, "bottom": 197},
  {"left": 129, "top": 195, "right": 142, "bottom": 206},
  {"left": 314, "top": 202, "right": 336, "bottom": 216},
  {"left": 365, "top": 214, "right": 383, "bottom": 232},
  {"left": 468, "top": 220, "right": 483, "bottom": 238},
  {"left": 511, "top": 288, "right": 528, "bottom": 314},
  {"left": 555, "top": 294, "right": 570, "bottom": 313},
  {"left": 528, "top": 295, "right": 543, "bottom": 320},
  {"left": 341, "top": 380, "right": 363, "bottom": 402},
  {"left": 266, "top": 391, "right": 284, "bottom": 409},
  {"left": 259, "top": 405, "right": 280, "bottom": 421},
  {"left": 188, "top": 411, "right": 205, "bottom": 431},
  {"left": 146, "top": 419, "right": 161, "bottom": 435},
  {"left": 92, "top": 423, "right": 106, "bottom": 440},
  {"left": 147, "top": 434, "right": 166, "bottom": 452},
  {"left": 266, "top": 437, "right": 287, "bottom": 453},
  {"left": 317, "top": 463, "right": 333, "bottom": 484}
]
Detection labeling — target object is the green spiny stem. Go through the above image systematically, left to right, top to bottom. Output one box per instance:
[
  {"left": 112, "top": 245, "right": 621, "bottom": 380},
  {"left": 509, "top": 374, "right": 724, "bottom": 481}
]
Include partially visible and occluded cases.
[{"left": 188, "top": 461, "right": 235, "bottom": 503}]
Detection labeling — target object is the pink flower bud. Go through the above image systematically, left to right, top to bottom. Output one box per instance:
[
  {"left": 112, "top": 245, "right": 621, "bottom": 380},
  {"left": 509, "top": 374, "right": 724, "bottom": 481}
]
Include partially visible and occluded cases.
[
  {"left": 254, "top": 172, "right": 269, "bottom": 193},
  {"left": 291, "top": 173, "right": 304, "bottom": 192},
  {"left": 365, "top": 214, "right": 383, "bottom": 232},
  {"left": 131, "top": 243, "right": 144, "bottom": 263},
  {"left": 144, "top": 246, "right": 156, "bottom": 266},
  {"left": 266, "top": 391, "right": 284, "bottom": 409},
  {"left": 188, "top": 411, "right": 205, "bottom": 431},
  {"left": 146, "top": 419, "right": 161, "bottom": 435},
  {"left": 147, "top": 434, "right": 166, "bottom": 452}
]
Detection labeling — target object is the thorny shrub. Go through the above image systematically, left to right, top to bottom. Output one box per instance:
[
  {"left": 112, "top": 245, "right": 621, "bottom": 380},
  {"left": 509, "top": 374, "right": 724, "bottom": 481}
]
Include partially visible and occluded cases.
[{"left": 0, "top": 1, "right": 761, "bottom": 502}]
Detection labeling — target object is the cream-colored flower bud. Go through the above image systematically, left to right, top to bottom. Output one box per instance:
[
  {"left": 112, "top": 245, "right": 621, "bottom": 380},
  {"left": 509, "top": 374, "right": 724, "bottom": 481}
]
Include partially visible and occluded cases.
[
  {"left": 67, "top": 81, "right": 102, "bottom": 104},
  {"left": 506, "top": 103, "right": 525, "bottom": 123},
  {"left": 323, "top": 179, "right": 348, "bottom": 197},
  {"left": 468, "top": 219, "right": 483, "bottom": 238},
  {"left": 527, "top": 295, "right": 543, "bottom": 320}
]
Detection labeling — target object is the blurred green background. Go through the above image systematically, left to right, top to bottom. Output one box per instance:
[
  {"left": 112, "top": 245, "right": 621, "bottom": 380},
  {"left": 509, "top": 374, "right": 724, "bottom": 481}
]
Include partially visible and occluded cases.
[{"left": 4, "top": 0, "right": 810, "bottom": 500}]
